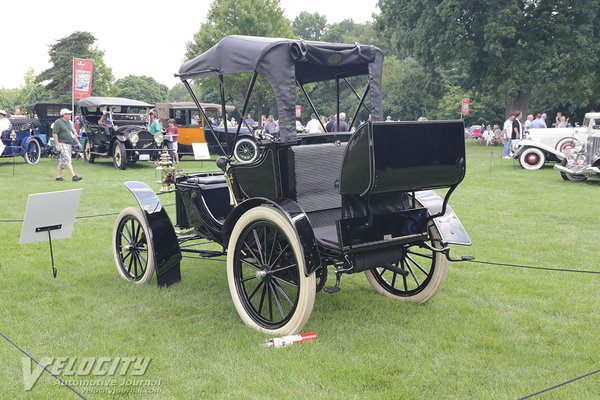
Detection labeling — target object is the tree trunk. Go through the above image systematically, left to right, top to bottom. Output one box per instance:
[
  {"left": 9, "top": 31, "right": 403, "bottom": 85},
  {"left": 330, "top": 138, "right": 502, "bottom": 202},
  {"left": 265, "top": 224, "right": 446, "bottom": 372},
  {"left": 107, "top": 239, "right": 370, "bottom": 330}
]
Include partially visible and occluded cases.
[{"left": 505, "top": 87, "right": 532, "bottom": 119}]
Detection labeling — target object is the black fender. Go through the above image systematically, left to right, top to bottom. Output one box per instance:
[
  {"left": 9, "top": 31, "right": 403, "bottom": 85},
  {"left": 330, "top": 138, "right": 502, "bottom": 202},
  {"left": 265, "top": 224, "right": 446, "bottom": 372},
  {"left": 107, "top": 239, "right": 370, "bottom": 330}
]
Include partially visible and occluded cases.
[
  {"left": 124, "top": 181, "right": 182, "bottom": 287},
  {"left": 414, "top": 191, "right": 471, "bottom": 246},
  {"left": 222, "top": 197, "right": 321, "bottom": 277}
]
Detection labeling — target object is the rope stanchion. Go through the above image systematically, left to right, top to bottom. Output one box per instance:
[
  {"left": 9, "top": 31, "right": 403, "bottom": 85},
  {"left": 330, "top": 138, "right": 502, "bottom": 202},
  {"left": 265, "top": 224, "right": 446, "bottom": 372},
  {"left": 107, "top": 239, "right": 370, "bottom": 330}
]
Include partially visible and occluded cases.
[
  {"left": 0, "top": 203, "right": 177, "bottom": 223},
  {"left": 465, "top": 259, "right": 600, "bottom": 275},
  {"left": 0, "top": 330, "right": 88, "bottom": 399},
  {"left": 517, "top": 368, "right": 600, "bottom": 399}
]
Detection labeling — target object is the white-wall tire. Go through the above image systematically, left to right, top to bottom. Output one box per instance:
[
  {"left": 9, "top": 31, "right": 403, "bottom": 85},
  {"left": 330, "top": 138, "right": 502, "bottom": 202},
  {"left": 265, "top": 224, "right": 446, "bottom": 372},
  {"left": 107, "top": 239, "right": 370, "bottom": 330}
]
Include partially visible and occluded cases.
[
  {"left": 233, "top": 138, "right": 258, "bottom": 163},
  {"left": 519, "top": 148, "right": 545, "bottom": 170},
  {"left": 227, "top": 205, "right": 316, "bottom": 335}
]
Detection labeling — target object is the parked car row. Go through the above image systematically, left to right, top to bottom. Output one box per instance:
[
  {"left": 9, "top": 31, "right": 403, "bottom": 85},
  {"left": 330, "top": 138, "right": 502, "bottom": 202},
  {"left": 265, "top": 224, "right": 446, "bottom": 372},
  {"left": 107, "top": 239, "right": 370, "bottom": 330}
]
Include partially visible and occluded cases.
[
  {"left": 1, "top": 103, "right": 76, "bottom": 164},
  {"left": 511, "top": 112, "right": 600, "bottom": 179}
]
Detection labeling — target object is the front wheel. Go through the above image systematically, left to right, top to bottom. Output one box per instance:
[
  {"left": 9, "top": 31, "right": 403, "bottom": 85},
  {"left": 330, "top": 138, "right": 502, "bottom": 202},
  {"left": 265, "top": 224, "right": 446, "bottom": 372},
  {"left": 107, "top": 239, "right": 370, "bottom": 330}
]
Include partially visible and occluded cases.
[
  {"left": 233, "top": 138, "right": 258, "bottom": 163},
  {"left": 24, "top": 140, "right": 41, "bottom": 164},
  {"left": 83, "top": 140, "right": 95, "bottom": 163},
  {"left": 113, "top": 141, "right": 127, "bottom": 170},
  {"left": 519, "top": 148, "right": 545, "bottom": 170},
  {"left": 559, "top": 158, "right": 587, "bottom": 182},
  {"left": 227, "top": 206, "right": 316, "bottom": 335},
  {"left": 113, "top": 207, "right": 155, "bottom": 283},
  {"left": 364, "top": 223, "right": 448, "bottom": 303}
]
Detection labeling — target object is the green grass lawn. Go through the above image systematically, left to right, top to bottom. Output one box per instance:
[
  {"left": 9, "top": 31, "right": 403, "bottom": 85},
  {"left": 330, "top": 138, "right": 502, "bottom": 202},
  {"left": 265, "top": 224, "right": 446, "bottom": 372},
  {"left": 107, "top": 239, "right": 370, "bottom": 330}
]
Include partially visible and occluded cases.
[{"left": 1, "top": 144, "right": 600, "bottom": 399}]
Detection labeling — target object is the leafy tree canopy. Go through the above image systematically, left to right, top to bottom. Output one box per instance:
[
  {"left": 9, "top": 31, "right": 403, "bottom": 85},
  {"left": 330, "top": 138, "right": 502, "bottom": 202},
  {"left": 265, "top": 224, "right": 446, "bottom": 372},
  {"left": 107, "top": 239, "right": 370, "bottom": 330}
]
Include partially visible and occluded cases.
[
  {"left": 184, "top": 0, "right": 294, "bottom": 120},
  {"left": 376, "top": 0, "right": 600, "bottom": 116},
  {"left": 292, "top": 11, "right": 328, "bottom": 41},
  {"left": 37, "top": 31, "right": 114, "bottom": 102},
  {"left": 114, "top": 76, "right": 168, "bottom": 104},
  {"left": 168, "top": 82, "right": 194, "bottom": 102}
]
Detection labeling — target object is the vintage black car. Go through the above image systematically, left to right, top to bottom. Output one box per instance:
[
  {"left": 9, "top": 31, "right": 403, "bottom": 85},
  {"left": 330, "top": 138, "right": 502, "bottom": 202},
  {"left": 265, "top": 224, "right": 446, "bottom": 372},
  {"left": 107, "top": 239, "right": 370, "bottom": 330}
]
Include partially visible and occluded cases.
[
  {"left": 113, "top": 36, "right": 471, "bottom": 335},
  {"left": 80, "top": 97, "right": 166, "bottom": 170}
]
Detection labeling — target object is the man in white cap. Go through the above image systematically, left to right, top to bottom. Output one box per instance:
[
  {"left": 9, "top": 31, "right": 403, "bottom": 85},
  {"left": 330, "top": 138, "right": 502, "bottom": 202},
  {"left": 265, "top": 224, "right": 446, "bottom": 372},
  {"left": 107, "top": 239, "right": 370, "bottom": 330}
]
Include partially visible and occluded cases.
[
  {"left": 52, "top": 108, "right": 82, "bottom": 182},
  {"left": 0, "top": 109, "right": 11, "bottom": 133}
]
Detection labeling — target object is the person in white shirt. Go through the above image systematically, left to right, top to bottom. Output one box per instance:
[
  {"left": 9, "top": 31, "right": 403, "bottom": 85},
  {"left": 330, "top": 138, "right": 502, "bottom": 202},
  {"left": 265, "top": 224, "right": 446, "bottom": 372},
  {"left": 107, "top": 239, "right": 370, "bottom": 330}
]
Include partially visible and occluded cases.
[
  {"left": 0, "top": 110, "right": 11, "bottom": 133},
  {"left": 305, "top": 113, "right": 323, "bottom": 133},
  {"left": 502, "top": 113, "right": 515, "bottom": 159},
  {"left": 482, "top": 125, "right": 493, "bottom": 146}
]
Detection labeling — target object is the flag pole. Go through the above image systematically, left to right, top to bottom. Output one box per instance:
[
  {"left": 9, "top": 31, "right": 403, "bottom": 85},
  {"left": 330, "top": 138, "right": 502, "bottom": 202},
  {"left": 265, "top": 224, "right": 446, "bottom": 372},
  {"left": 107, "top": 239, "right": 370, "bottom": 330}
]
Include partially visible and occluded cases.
[{"left": 71, "top": 58, "right": 75, "bottom": 114}]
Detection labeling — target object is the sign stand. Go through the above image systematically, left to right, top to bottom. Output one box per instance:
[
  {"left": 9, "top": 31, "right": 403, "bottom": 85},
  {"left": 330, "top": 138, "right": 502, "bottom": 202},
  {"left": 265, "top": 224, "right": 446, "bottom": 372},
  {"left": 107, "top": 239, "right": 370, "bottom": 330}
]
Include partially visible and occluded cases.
[
  {"left": 20, "top": 189, "right": 82, "bottom": 278},
  {"left": 36, "top": 225, "right": 62, "bottom": 277}
]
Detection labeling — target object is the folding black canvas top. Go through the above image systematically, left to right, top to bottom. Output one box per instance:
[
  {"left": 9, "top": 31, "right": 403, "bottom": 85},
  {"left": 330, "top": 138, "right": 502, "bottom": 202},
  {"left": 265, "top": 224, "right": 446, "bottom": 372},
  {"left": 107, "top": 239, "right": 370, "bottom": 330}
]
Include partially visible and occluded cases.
[{"left": 177, "top": 35, "right": 384, "bottom": 143}]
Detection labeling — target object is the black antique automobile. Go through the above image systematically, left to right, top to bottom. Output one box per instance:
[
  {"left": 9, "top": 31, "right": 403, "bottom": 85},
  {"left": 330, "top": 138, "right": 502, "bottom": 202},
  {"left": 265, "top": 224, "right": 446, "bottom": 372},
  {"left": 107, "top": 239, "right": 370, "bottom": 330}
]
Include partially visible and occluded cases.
[
  {"left": 113, "top": 36, "right": 471, "bottom": 335},
  {"left": 80, "top": 97, "right": 166, "bottom": 170}
]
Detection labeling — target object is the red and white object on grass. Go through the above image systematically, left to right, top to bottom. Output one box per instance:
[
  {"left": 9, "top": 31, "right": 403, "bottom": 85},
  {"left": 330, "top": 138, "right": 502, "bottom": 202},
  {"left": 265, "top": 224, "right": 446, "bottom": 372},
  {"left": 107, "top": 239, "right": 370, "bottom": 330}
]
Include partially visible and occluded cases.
[{"left": 261, "top": 332, "right": 317, "bottom": 349}]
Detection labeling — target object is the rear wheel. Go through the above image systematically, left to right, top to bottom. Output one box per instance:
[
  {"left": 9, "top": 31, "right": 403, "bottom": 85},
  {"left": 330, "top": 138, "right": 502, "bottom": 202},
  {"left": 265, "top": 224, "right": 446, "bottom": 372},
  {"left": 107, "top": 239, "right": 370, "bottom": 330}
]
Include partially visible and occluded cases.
[
  {"left": 233, "top": 138, "right": 258, "bottom": 163},
  {"left": 24, "top": 140, "right": 41, "bottom": 164},
  {"left": 83, "top": 140, "right": 95, "bottom": 163},
  {"left": 113, "top": 141, "right": 127, "bottom": 170},
  {"left": 519, "top": 148, "right": 545, "bottom": 170},
  {"left": 559, "top": 158, "right": 587, "bottom": 182},
  {"left": 227, "top": 206, "right": 316, "bottom": 335},
  {"left": 113, "top": 207, "right": 155, "bottom": 283},
  {"left": 365, "top": 222, "right": 448, "bottom": 303}
]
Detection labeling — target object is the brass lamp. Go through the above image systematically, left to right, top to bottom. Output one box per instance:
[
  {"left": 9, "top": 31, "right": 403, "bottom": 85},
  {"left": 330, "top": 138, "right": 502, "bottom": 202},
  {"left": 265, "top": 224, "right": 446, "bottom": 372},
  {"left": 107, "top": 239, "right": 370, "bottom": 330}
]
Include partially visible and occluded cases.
[{"left": 155, "top": 150, "right": 176, "bottom": 192}]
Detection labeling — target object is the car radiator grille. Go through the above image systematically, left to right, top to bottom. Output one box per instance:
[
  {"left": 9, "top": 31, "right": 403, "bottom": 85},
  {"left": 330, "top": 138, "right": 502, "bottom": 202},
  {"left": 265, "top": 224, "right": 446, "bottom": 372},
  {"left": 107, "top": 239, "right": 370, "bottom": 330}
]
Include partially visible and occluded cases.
[{"left": 586, "top": 137, "right": 600, "bottom": 165}]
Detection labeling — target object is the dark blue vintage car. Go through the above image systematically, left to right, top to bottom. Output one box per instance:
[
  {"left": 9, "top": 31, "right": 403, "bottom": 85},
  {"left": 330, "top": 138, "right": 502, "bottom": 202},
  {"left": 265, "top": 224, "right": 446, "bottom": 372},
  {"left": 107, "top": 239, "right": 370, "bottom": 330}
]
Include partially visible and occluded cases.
[{"left": 1, "top": 117, "right": 42, "bottom": 163}]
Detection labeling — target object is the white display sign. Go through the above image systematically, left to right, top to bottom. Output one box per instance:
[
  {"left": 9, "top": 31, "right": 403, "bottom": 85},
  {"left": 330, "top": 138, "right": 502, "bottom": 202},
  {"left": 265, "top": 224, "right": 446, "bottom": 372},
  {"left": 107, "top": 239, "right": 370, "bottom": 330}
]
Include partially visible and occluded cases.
[
  {"left": 192, "top": 142, "right": 211, "bottom": 160},
  {"left": 19, "top": 189, "right": 82, "bottom": 244}
]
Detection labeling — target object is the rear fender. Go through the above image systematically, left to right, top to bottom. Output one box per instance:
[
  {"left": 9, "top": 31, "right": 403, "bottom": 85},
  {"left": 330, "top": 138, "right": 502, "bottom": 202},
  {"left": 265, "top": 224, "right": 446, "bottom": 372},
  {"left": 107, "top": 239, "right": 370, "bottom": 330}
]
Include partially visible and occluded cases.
[
  {"left": 124, "top": 181, "right": 182, "bottom": 287},
  {"left": 414, "top": 191, "right": 471, "bottom": 246},
  {"left": 222, "top": 197, "right": 321, "bottom": 277}
]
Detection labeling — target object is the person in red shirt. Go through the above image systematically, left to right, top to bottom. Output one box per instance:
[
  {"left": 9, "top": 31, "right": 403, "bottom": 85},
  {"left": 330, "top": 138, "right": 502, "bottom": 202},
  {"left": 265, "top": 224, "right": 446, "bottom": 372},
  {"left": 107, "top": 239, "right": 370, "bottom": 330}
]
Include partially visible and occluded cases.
[{"left": 166, "top": 118, "right": 180, "bottom": 163}]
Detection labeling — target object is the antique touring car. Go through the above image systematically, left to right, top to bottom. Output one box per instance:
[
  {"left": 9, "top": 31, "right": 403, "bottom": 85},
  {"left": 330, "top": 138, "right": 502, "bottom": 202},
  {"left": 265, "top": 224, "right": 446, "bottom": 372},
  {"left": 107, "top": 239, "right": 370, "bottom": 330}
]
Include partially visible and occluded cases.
[
  {"left": 113, "top": 36, "right": 471, "bottom": 335},
  {"left": 80, "top": 97, "right": 168, "bottom": 170},
  {"left": 155, "top": 102, "right": 259, "bottom": 162},
  {"left": 511, "top": 112, "right": 599, "bottom": 170}
]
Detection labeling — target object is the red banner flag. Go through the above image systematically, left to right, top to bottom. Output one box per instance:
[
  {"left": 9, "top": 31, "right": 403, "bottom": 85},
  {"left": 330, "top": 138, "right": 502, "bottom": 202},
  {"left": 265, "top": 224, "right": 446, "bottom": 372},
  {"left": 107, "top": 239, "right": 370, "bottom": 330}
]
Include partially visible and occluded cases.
[
  {"left": 73, "top": 59, "right": 94, "bottom": 100},
  {"left": 461, "top": 98, "right": 469, "bottom": 115},
  {"left": 295, "top": 105, "right": 301, "bottom": 118}
]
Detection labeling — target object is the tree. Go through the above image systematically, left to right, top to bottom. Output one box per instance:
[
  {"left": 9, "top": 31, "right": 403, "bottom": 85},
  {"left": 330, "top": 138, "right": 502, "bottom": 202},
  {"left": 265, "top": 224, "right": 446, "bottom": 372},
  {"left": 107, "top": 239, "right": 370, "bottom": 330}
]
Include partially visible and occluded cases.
[
  {"left": 185, "top": 0, "right": 294, "bottom": 120},
  {"left": 376, "top": 0, "right": 600, "bottom": 117},
  {"left": 292, "top": 11, "right": 328, "bottom": 41},
  {"left": 323, "top": 19, "right": 395, "bottom": 57},
  {"left": 37, "top": 32, "right": 114, "bottom": 101},
  {"left": 381, "top": 56, "right": 441, "bottom": 120},
  {"left": 22, "top": 68, "right": 50, "bottom": 105},
  {"left": 114, "top": 76, "right": 168, "bottom": 104},
  {"left": 168, "top": 83, "right": 194, "bottom": 102},
  {"left": 0, "top": 88, "right": 24, "bottom": 114}
]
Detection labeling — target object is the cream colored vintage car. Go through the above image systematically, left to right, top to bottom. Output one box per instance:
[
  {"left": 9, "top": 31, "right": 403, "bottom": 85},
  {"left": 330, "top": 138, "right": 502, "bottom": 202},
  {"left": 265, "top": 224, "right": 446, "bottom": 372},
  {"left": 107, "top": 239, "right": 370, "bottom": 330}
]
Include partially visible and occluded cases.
[{"left": 512, "top": 112, "right": 600, "bottom": 170}]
